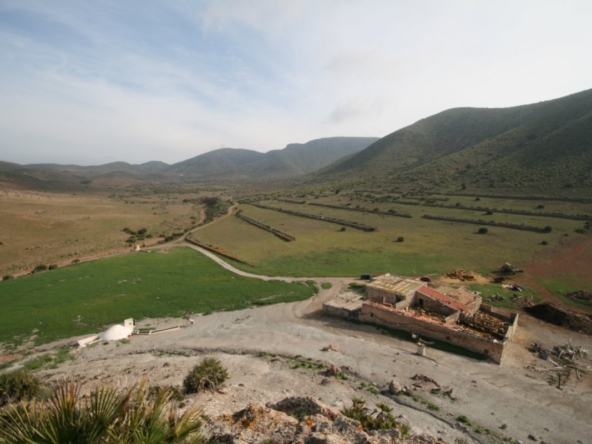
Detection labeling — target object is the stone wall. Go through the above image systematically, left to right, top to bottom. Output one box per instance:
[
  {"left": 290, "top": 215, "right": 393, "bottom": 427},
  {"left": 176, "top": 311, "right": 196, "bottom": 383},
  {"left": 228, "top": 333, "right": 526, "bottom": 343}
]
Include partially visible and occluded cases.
[
  {"left": 366, "top": 287, "right": 403, "bottom": 305},
  {"left": 414, "top": 293, "right": 457, "bottom": 317},
  {"left": 359, "top": 301, "right": 508, "bottom": 364}
]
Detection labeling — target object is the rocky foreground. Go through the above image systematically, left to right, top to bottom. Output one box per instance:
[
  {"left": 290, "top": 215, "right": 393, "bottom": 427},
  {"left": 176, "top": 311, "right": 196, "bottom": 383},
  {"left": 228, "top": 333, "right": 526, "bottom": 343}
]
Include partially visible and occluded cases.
[{"left": 204, "top": 396, "right": 442, "bottom": 444}]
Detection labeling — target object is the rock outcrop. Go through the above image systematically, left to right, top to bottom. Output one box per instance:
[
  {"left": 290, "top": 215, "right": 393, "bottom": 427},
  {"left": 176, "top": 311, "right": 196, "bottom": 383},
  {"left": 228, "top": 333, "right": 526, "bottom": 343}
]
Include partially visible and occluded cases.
[{"left": 204, "top": 396, "right": 444, "bottom": 443}]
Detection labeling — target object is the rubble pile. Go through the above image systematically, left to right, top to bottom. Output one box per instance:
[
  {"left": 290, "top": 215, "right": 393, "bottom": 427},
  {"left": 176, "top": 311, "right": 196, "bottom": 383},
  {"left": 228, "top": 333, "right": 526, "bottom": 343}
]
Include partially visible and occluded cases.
[
  {"left": 445, "top": 269, "right": 475, "bottom": 281},
  {"left": 565, "top": 290, "right": 592, "bottom": 307},
  {"left": 408, "top": 307, "right": 447, "bottom": 323},
  {"left": 460, "top": 311, "right": 508, "bottom": 340},
  {"left": 526, "top": 340, "right": 590, "bottom": 389},
  {"left": 529, "top": 340, "right": 588, "bottom": 365},
  {"left": 204, "top": 396, "right": 445, "bottom": 444}
]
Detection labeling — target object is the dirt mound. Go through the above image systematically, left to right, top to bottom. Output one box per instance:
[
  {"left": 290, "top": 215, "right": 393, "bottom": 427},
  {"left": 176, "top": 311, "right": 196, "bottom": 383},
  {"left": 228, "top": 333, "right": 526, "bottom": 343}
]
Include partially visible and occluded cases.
[
  {"left": 565, "top": 291, "right": 592, "bottom": 307},
  {"left": 525, "top": 303, "right": 592, "bottom": 335}
]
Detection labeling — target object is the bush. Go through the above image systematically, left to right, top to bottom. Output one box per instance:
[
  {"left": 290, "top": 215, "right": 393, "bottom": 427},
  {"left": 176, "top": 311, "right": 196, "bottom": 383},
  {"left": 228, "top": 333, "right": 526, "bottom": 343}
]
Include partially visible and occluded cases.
[
  {"left": 543, "top": 226, "right": 553, "bottom": 233},
  {"left": 477, "top": 227, "right": 488, "bottom": 234},
  {"left": 397, "top": 237, "right": 404, "bottom": 242},
  {"left": 541, "top": 241, "right": 548, "bottom": 245},
  {"left": 71, "top": 259, "right": 80, "bottom": 264},
  {"left": 33, "top": 264, "right": 47, "bottom": 273},
  {"left": 48, "top": 264, "right": 58, "bottom": 270},
  {"left": 2, "top": 275, "right": 13, "bottom": 281},
  {"left": 183, "top": 358, "right": 228, "bottom": 394},
  {"left": 0, "top": 371, "right": 42, "bottom": 407},
  {"left": 0, "top": 382, "right": 204, "bottom": 443},
  {"left": 341, "top": 398, "right": 408, "bottom": 434}
]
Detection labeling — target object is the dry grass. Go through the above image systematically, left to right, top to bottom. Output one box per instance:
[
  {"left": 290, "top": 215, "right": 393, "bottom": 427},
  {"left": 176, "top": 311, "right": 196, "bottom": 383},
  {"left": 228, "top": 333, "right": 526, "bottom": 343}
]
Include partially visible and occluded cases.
[{"left": 0, "top": 190, "right": 202, "bottom": 276}]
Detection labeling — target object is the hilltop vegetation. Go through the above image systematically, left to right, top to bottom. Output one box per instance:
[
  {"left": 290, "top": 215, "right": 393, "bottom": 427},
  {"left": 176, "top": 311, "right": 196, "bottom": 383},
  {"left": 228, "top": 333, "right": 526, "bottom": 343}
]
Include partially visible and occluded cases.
[{"left": 318, "top": 88, "right": 592, "bottom": 194}]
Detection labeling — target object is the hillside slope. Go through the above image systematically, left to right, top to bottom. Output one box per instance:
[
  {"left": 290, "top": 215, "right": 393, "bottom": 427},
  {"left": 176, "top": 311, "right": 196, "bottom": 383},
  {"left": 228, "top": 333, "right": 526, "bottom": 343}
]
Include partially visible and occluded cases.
[
  {"left": 318, "top": 88, "right": 592, "bottom": 191},
  {"left": 167, "top": 137, "right": 378, "bottom": 180},
  {"left": 232, "top": 137, "right": 379, "bottom": 179},
  {"left": 167, "top": 148, "right": 265, "bottom": 177}
]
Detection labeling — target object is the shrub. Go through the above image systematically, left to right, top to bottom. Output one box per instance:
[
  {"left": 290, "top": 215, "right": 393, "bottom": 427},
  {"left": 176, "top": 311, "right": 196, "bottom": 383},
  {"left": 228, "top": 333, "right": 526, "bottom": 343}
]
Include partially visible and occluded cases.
[
  {"left": 485, "top": 210, "right": 493, "bottom": 215},
  {"left": 543, "top": 226, "right": 553, "bottom": 233},
  {"left": 477, "top": 227, "right": 488, "bottom": 234},
  {"left": 397, "top": 236, "right": 404, "bottom": 242},
  {"left": 541, "top": 241, "right": 548, "bottom": 245},
  {"left": 71, "top": 259, "right": 80, "bottom": 264},
  {"left": 33, "top": 264, "right": 47, "bottom": 273},
  {"left": 48, "top": 264, "right": 58, "bottom": 270},
  {"left": 2, "top": 275, "right": 13, "bottom": 281},
  {"left": 183, "top": 358, "right": 228, "bottom": 394},
  {"left": 0, "top": 371, "right": 42, "bottom": 407},
  {"left": 0, "top": 382, "right": 204, "bottom": 443},
  {"left": 341, "top": 398, "right": 408, "bottom": 434}
]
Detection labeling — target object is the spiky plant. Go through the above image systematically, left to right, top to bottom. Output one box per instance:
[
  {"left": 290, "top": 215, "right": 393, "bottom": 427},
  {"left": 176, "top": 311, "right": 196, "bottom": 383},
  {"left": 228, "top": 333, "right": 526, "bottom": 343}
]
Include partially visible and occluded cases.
[
  {"left": 183, "top": 358, "right": 228, "bottom": 394},
  {"left": 0, "top": 370, "right": 42, "bottom": 407},
  {"left": 0, "top": 381, "right": 206, "bottom": 444}
]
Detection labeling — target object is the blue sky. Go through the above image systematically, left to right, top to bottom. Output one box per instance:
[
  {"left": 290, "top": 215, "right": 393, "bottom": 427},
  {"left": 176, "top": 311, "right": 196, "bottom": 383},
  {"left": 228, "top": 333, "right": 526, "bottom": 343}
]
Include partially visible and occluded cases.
[{"left": 1, "top": 0, "right": 591, "bottom": 165}]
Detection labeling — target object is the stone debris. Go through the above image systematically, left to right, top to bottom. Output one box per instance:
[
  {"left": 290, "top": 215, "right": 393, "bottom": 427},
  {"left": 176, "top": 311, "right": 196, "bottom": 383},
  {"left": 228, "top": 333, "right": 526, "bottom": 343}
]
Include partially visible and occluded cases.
[
  {"left": 322, "top": 343, "right": 340, "bottom": 352},
  {"left": 326, "top": 364, "right": 341, "bottom": 376},
  {"left": 411, "top": 374, "right": 440, "bottom": 388},
  {"left": 204, "top": 396, "right": 447, "bottom": 443}
]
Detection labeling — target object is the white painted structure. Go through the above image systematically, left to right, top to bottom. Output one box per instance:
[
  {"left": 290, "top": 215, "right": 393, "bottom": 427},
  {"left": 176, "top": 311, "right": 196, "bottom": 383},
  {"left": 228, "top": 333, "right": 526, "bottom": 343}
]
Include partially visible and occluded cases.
[{"left": 77, "top": 318, "right": 134, "bottom": 347}]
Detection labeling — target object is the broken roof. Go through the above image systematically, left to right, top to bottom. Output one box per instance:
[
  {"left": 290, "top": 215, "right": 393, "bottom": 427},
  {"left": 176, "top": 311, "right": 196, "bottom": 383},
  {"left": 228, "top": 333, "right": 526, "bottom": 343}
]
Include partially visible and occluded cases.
[
  {"left": 366, "top": 274, "right": 424, "bottom": 296},
  {"left": 416, "top": 286, "right": 471, "bottom": 312},
  {"left": 447, "top": 288, "right": 480, "bottom": 305}
]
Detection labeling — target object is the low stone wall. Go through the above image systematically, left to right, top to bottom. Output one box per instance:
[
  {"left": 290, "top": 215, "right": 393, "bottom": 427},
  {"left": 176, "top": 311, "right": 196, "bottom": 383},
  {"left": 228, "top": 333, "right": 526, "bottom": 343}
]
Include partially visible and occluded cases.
[{"left": 359, "top": 301, "right": 508, "bottom": 364}]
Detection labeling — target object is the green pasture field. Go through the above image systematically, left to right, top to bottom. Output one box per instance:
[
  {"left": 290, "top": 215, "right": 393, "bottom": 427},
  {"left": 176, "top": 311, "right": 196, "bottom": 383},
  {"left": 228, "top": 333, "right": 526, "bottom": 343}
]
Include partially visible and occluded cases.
[
  {"left": 0, "top": 190, "right": 204, "bottom": 276},
  {"left": 193, "top": 197, "right": 587, "bottom": 280},
  {"left": 0, "top": 247, "right": 313, "bottom": 346},
  {"left": 467, "top": 283, "right": 542, "bottom": 309}
]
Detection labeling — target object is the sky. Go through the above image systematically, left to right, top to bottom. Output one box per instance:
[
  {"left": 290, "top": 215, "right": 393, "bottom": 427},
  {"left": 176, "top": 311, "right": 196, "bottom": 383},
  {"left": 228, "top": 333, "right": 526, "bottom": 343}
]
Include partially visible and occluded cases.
[{"left": 0, "top": 0, "right": 591, "bottom": 165}]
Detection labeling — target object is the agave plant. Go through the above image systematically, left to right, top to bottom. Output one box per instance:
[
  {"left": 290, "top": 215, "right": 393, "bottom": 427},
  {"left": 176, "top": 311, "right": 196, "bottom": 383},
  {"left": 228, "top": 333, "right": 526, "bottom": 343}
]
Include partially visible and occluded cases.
[{"left": 0, "top": 381, "right": 206, "bottom": 444}]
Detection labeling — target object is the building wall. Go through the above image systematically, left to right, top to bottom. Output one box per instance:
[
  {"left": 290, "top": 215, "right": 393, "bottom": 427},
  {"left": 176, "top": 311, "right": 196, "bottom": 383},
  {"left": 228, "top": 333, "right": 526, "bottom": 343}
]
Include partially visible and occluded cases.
[
  {"left": 366, "top": 287, "right": 401, "bottom": 305},
  {"left": 413, "top": 292, "right": 457, "bottom": 317},
  {"left": 466, "top": 296, "right": 482, "bottom": 315},
  {"left": 359, "top": 301, "right": 508, "bottom": 364}
]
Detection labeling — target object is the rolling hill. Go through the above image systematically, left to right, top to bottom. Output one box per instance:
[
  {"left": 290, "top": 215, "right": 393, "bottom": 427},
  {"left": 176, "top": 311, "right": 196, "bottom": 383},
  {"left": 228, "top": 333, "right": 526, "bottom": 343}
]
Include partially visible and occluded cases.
[
  {"left": 318, "top": 88, "right": 592, "bottom": 192},
  {"left": 1, "top": 137, "right": 378, "bottom": 187},
  {"left": 166, "top": 137, "right": 378, "bottom": 180},
  {"left": 167, "top": 148, "right": 265, "bottom": 177}
]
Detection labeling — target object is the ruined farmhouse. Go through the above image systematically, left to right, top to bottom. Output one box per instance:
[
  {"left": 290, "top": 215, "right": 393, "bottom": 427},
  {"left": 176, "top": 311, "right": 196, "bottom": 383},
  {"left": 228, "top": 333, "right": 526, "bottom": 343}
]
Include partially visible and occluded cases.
[{"left": 324, "top": 274, "right": 518, "bottom": 364}]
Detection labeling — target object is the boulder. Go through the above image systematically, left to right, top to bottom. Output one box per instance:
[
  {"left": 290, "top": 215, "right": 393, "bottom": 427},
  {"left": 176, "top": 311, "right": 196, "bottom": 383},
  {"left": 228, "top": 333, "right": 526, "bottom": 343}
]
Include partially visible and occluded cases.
[{"left": 389, "top": 380, "right": 403, "bottom": 394}]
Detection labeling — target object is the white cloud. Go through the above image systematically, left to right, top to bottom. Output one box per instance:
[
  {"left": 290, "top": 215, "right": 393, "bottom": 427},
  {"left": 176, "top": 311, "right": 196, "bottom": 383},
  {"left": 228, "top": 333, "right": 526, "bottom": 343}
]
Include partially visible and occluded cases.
[{"left": 0, "top": 0, "right": 591, "bottom": 165}]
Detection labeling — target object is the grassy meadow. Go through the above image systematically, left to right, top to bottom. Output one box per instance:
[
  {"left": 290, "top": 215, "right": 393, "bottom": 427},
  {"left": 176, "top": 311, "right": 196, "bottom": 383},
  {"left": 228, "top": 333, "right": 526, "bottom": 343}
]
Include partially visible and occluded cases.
[
  {"left": 192, "top": 194, "right": 591, "bottom": 302},
  {"left": 0, "top": 247, "right": 314, "bottom": 346}
]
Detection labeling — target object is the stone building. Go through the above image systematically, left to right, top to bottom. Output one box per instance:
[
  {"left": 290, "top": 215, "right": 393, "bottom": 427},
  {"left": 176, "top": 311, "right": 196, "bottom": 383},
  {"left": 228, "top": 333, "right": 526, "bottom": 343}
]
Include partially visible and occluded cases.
[{"left": 324, "top": 274, "right": 518, "bottom": 364}]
